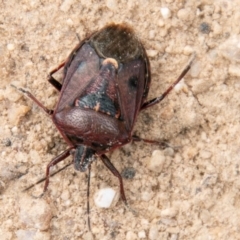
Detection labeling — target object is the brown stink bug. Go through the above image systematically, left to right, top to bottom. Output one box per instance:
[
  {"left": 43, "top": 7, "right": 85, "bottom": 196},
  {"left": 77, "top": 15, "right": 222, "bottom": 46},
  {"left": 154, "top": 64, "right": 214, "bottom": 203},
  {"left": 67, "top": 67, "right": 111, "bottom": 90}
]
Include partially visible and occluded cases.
[{"left": 18, "top": 23, "right": 194, "bottom": 229}]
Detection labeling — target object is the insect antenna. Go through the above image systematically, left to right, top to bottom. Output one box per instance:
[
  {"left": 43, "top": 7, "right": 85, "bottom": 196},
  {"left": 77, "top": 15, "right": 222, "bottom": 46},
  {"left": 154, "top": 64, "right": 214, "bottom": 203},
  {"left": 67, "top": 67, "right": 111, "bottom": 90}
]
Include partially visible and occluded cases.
[
  {"left": 23, "top": 162, "right": 72, "bottom": 192},
  {"left": 87, "top": 166, "right": 92, "bottom": 232}
]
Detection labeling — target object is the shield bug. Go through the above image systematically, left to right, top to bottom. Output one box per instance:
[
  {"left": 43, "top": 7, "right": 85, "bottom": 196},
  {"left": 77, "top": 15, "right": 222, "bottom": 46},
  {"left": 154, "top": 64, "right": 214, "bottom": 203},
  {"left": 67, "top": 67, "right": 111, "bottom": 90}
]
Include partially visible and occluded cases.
[{"left": 18, "top": 23, "right": 194, "bottom": 229}]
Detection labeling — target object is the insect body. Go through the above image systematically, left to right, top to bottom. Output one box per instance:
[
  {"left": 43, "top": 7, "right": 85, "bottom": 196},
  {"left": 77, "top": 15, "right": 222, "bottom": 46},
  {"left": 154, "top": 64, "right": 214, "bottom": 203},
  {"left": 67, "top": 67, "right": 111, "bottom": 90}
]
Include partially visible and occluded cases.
[
  {"left": 20, "top": 23, "right": 193, "bottom": 218},
  {"left": 53, "top": 24, "right": 150, "bottom": 173}
]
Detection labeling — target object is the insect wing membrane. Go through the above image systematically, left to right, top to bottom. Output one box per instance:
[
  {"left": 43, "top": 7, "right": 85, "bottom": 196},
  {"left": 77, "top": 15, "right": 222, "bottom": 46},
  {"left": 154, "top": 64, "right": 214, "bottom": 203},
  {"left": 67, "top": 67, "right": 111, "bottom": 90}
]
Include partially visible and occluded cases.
[
  {"left": 56, "top": 43, "right": 100, "bottom": 112},
  {"left": 117, "top": 59, "right": 146, "bottom": 131}
]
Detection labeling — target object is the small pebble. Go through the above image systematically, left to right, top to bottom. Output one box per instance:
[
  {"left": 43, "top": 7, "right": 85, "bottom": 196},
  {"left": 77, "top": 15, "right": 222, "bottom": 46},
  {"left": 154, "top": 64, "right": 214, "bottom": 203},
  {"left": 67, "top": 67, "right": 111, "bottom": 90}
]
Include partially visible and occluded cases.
[
  {"left": 106, "top": 0, "right": 117, "bottom": 11},
  {"left": 160, "top": 7, "right": 171, "bottom": 19},
  {"left": 177, "top": 8, "right": 189, "bottom": 21},
  {"left": 66, "top": 18, "right": 74, "bottom": 26},
  {"left": 158, "top": 19, "right": 165, "bottom": 27},
  {"left": 199, "top": 22, "right": 211, "bottom": 34},
  {"left": 7, "top": 43, "right": 15, "bottom": 51},
  {"left": 183, "top": 45, "right": 194, "bottom": 55},
  {"left": 146, "top": 49, "right": 158, "bottom": 57},
  {"left": 190, "top": 60, "right": 201, "bottom": 77},
  {"left": 8, "top": 105, "right": 30, "bottom": 125},
  {"left": 11, "top": 126, "right": 18, "bottom": 133},
  {"left": 2, "top": 138, "right": 11, "bottom": 147},
  {"left": 148, "top": 150, "right": 166, "bottom": 173},
  {"left": 122, "top": 167, "right": 136, "bottom": 179},
  {"left": 94, "top": 187, "right": 119, "bottom": 208},
  {"left": 161, "top": 207, "right": 178, "bottom": 218},
  {"left": 149, "top": 226, "right": 159, "bottom": 240},
  {"left": 138, "top": 230, "right": 146, "bottom": 239},
  {"left": 126, "top": 231, "right": 137, "bottom": 240},
  {"left": 82, "top": 232, "right": 94, "bottom": 240},
  {"left": 170, "top": 233, "right": 179, "bottom": 240}
]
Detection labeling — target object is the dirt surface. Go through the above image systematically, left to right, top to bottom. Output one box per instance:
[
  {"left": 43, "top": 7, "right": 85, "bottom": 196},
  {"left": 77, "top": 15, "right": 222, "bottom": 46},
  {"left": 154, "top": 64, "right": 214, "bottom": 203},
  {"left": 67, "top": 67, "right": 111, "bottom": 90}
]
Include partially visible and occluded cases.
[{"left": 1, "top": 1, "right": 240, "bottom": 239}]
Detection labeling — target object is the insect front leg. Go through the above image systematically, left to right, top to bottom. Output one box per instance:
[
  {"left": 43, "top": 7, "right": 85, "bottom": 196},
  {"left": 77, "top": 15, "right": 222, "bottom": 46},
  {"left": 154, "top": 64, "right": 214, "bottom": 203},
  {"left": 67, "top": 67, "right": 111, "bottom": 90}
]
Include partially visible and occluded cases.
[
  {"left": 48, "top": 61, "right": 66, "bottom": 91},
  {"left": 12, "top": 85, "right": 53, "bottom": 115},
  {"left": 43, "top": 147, "right": 73, "bottom": 192},
  {"left": 100, "top": 154, "right": 127, "bottom": 206}
]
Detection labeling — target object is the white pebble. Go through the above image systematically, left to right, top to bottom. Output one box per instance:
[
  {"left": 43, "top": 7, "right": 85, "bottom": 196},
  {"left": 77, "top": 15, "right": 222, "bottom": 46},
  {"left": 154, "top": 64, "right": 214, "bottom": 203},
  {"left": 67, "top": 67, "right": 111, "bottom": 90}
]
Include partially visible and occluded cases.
[
  {"left": 106, "top": 0, "right": 117, "bottom": 11},
  {"left": 160, "top": 7, "right": 171, "bottom": 19},
  {"left": 66, "top": 18, "right": 74, "bottom": 26},
  {"left": 7, "top": 43, "right": 15, "bottom": 51},
  {"left": 183, "top": 45, "right": 194, "bottom": 55},
  {"left": 146, "top": 49, "right": 158, "bottom": 57},
  {"left": 174, "top": 79, "right": 186, "bottom": 92},
  {"left": 11, "top": 126, "right": 18, "bottom": 133},
  {"left": 148, "top": 150, "right": 165, "bottom": 173},
  {"left": 94, "top": 187, "right": 119, "bottom": 208},
  {"left": 61, "top": 189, "right": 70, "bottom": 201},
  {"left": 161, "top": 207, "right": 178, "bottom": 218},
  {"left": 138, "top": 230, "right": 146, "bottom": 239},
  {"left": 126, "top": 231, "right": 137, "bottom": 240},
  {"left": 170, "top": 233, "right": 179, "bottom": 240}
]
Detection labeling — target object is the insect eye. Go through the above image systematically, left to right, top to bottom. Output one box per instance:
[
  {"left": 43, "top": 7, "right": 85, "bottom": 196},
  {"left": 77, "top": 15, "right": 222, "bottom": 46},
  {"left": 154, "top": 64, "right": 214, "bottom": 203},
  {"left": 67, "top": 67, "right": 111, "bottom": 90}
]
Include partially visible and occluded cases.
[{"left": 128, "top": 76, "right": 138, "bottom": 90}]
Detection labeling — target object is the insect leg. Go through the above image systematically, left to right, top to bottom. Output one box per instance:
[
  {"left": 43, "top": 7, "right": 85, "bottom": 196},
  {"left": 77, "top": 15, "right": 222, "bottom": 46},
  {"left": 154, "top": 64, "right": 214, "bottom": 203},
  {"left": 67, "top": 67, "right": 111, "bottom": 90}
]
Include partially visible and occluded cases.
[
  {"left": 141, "top": 54, "right": 195, "bottom": 110},
  {"left": 48, "top": 61, "right": 66, "bottom": 91},
  {"left": 12, "top": 85, "right": 53, "bottom": 115},
  {"left": 132, "top": 135, "right": 182, "bottom": 150},
  {"left": 132, "top": 135, "right": 170, "bottom": 148},
  {"left": 43, "top": 147, "right": 73, "bottom": 192},
  {"left": 100, "top": 154, "right": 127, "bottom": 205}
]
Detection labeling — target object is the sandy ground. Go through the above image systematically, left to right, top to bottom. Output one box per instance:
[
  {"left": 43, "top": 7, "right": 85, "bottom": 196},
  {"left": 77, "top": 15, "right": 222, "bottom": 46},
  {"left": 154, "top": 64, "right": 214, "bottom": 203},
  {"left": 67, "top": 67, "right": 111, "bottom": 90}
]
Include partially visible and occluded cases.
[{"left": 1, "top": 0, "right": 240, "bottom": 239}]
